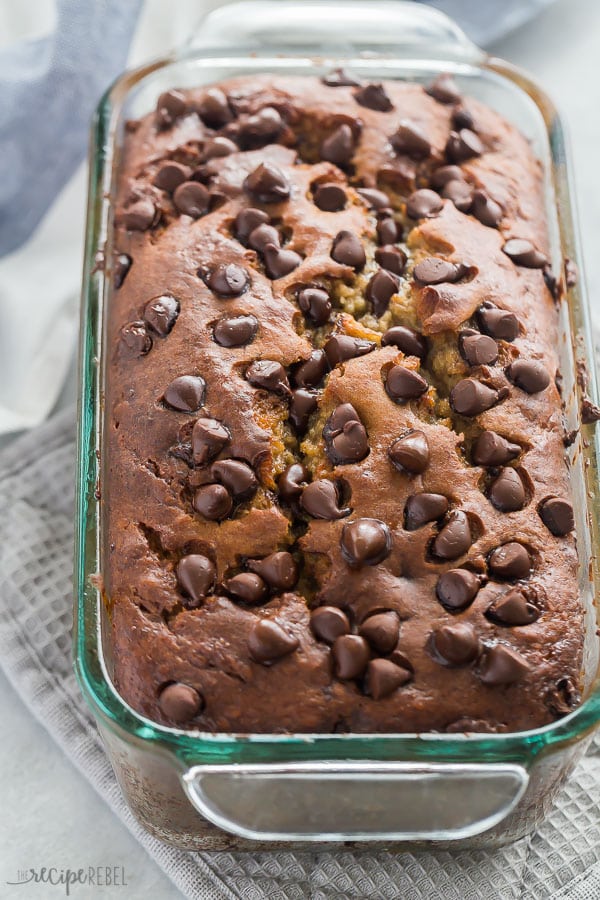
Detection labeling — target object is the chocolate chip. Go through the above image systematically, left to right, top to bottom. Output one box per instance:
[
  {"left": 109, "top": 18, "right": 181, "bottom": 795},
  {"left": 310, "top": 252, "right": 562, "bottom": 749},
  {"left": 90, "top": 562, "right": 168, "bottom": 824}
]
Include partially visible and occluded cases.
[
  {"left": 322, "top": 67, "right": 362, "bottom": 87},
  {"left": 426, "top": 73, "right": 461, "bottom": 104},
  {"left": 354, "top": 82, "right": 393, "bottom": 111},
  {"left": 197, "top": 87, "right": 232, "bottom": 127},
  {"left": 155, "top": 90, "right": 187, "bottom": 127},
  {"left": 452, "top": 105, "right": 475, "bottom": 129},
  {"left": 238, "top": 106, "right": 283, "bottom": 146},
  {"left": 391, "top": 120, "right": 430, "bottom": 159},
  {"left": 320, "top": 124, "right": 355, "bottom": 167},
  {"left": 446, "top": 129, "right": 483, "bottom": 162},
  {"left": 202, "top": 136, "right": 238, "bottom": 160},
  {"left": 153, "top": 161, "right": 191, "bottom": 192},
  {"left": 244, "top": 163, "right": 290, "bottom": 203},
  {"left": 431, "top": 165, "right": 465, "bottom": 188},
  {"left": 442, "top": 179, "right": 473, "bottom": 212},
  {"left": 173, "top": 181, "right": 209, "bottom": 218},
  {"left": 313, "top": 182, "right": 347, "bottom": 211},
  {"left": 357, "top": 187, "right": 391, "bottom": 210},
  {"left": 406, "top": 188, "right": 443, "bottom": 220},
  {"left": 471, "top": 190, "right": 502, "bottom": 227},
  {"left": 120, "top": 199, "right": 156, "bottom": 231},
  {"left": 235, "top": 208, "right": 270, "bottom": 244},
  {"left": 376, "top": 216, "right": 401, "bottom": 245},
  {"left": 247, "top": 223, "right": 280, "bottom": 251},
  {"left": 331, "top": 230, "right": 366, "bottom": 269},
  {"left": 502, "top": 238, "right": 547, "bottom": 268},
  {"left": 263, "top": 243, "right": 302, "bottom": 279},
  {"left": 375, "top": 245, "right": 407, "bottom": 275},
  {"left": 114, "top": 253, "right": 132, "bottom": 288},
  {"left": 413, "top": 257, "right": 464, "bottom": 284},
  {"left": 206, "top": 263, "right": 249, "bottom": 296},
  {"left": 366, "top": 269, "right": 401, "bottom": 317},
  {"left": 298, "top": 287, "right": 332, "bottom": 325},
  {"left": 143, "top": 295, "right": 180, "bottom": 337},
  {"left": 476, "top": 303, "right": 519, "bottom": 341},
  {"left": 213, "top": 314, "right": 258, "bottom": 347},
  {"left": 120, "top": 321, "right": 152, "bottom": 356},
  {"left": 382, "top": 325, "right": 427, "bottom": 359},
  {"left": 459, "top": 331, "right": 498, "bottom": 367},
  {"left": 324, "top": 334, "right": 375, "bottom": 366},
  {"left": 294, "top": 349, "right": 329, "bottom": 387},
  {"left": 246, "top": 359, "right": 290, "bottom": 395},
  {"left": 506, "top": 359, "right": 550, "bottom": 394},
  {"left": 385, "top": 365, "right": 428, "bottom": 402},
  {"left": 163, "top": 375, "right": 206, "bottom": 413},
  {"left": 450, "top": 379, "right": 499, "bottom": 416},
  {"left": 289, "top": 388, "right": 318, "bottom": 431},
  {"left": 323, "top": 402, "right": 359, "bottom": 435},
  {"left": 324, "top": 404, "right": 369, "bottom": 465},
  {"left": 192, "top": 417, "right": 230, "bottom": 466},
  {"left": 388, "top": 430, "right": 429, "bottom": 474},
  {"left": 472, "top": 431, "right": 520, "bottom": 466},
  {"left": 212, "top": 459, "right": 257, "bottom": 500},
  {"left": 278, "top": 463, "right": 309, "bottom": 502},
  {"left": 489, "top": 468, "right": 526, "bottom": 512},
  {"left": 301, "top": 480, "right": 350, "bottom": 520},
  {"left": 193, "top": 483, "right": 233, "bottom": 520},
  {"left": 405, "top": 493, "right": 449, "bottom": 530},
  {"left": 539, "top": 497, "right": 574, "bottom": 536},
  {"left": 432, "top": 510, "right": 472, "bottom": 560},
  {"left": 341, "top": 518, "right": 391, "bottom": 567},
  {"left": 488, "top": 542, "right": 531, "bottom": 580},
  {"left": 247, "top": 552, "right": 298, "bottom": 590},
  {"left": 176, "top": 554, "right": 216, "bottom": 606},
  {"left": 436, "top": 569, "right": 480, "bottom": 611},
  {"left": 224, "top": 572, "right": 268, "bottom": 604},
  {"left": 487, "top": 588, "right": 540, "bottom": 626},
  {"left": 311, "top": 606, "right": 350, "bottom": 643},
  {"left": 359, "top": 611, "right": 399, "bottom": 654},
  {"left": 248, "top": 619, "right": 299, "bottom": 664},
  {"left": 430, "top": 623, "right": 480, "bottom": 666},
  {"left": 333, "top": 634, "right": 370, "bottom": 679},
  {"left": 479, "top": 644, "right": 530, "bottom": 685},
  {"left": 366, "top": 659, "right": 411, "bottom": 699},
  {"left": 547, "top": 676, "right": 580, "bottom": 716},
  {"left": 158, "top": 683, "right": 202, "bottom": 723}
]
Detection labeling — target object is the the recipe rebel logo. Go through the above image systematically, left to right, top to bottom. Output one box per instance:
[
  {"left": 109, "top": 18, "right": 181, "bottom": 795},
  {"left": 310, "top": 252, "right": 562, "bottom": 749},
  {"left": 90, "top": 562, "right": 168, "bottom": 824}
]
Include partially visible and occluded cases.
[{"left": 5, "top": 866, "right": 129, "bottom": 895}]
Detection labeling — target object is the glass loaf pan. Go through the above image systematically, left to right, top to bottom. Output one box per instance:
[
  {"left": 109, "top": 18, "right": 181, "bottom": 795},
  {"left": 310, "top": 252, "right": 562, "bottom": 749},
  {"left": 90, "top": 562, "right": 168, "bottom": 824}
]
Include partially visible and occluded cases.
[{"left": 74, "top": 0, "right": 600, "bottom": 849}]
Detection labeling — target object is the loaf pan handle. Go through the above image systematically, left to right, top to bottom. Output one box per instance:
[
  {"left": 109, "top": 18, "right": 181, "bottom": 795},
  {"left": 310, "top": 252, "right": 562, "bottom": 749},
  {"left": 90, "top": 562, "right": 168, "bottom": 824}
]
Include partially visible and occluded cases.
[
  {"left": 187, "top": 0, "right": 485, "bottom": 64},
  {"left": 182, "top": 760, "right": 528, "bottom": 841}
]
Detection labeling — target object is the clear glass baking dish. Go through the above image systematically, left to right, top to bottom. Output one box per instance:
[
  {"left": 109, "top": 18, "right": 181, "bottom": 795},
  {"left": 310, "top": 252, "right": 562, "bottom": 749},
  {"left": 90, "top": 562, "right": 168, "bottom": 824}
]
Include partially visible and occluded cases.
[{"left": 74, "top": 0, "right": 600, "bottom": 850}]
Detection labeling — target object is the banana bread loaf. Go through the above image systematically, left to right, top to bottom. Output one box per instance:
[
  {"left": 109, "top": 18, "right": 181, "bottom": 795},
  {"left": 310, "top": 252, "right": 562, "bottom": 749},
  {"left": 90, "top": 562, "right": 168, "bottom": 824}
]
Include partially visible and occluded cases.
[{"left": 106, "top": 71, "right": 582, "bottom": 733}]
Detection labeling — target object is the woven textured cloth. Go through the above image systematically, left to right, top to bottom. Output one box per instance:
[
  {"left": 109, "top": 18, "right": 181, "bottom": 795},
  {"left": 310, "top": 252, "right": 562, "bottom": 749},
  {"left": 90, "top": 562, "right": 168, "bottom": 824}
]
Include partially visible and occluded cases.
[{"left": 0, "top": 405, "right": 599, "bottom": 900}]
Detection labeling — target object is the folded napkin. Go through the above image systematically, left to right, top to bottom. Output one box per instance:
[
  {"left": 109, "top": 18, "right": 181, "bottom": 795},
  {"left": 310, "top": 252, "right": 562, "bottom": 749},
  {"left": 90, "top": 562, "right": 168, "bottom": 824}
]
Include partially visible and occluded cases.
[{"left": 0, "top": 405, "right": 599, "bottom": 900}]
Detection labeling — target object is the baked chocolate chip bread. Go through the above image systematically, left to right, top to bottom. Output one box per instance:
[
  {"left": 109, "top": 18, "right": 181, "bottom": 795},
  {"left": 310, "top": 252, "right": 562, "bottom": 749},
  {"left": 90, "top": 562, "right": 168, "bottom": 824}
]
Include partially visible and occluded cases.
[{"left": 107, "top": 71, "right": 582, "bottom": 733}]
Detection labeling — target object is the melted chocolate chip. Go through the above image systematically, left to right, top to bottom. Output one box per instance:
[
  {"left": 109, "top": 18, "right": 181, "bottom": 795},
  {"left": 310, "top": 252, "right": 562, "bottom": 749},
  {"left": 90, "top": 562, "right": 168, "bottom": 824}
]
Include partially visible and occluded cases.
[
  {"left": 322, "top": 67, "right": 362, "bottom": 87},
  {"left": 426, "top": 73, "right": 461, "bottom": 104},
  {"left": 354, "top": 82, "right": 393, "bottom": 112},
  {"left": 197, "top": 88, "right": 232, "bottom": 127},
  {"left": 155, "top": 90, "right": 187, "bottom": 127},
  {"left": 452, "top": 105, "right": 475, "bottom": 130},
  {"left": 238, "top": 106, "right": 283, "bottom": 146},
  {"left": 391, "top": 121, "right": 431, "bottom": 159},
  {"left": 320, "top": 124, "right": 355, "bottom": 167},
  {"left": 446, "top": 129, "right": 483, "bottom": 162},
  {"left": 202, "top": 136, "right": 238, "bottom": 160},
  {"left": 153, "top": 161, "right": 191, "bottom": 192},
  {"left": 244, "top": 163, "right": 290, "bottom": 203},
  {"left": 430, "top": 165, "right": 465, "bottom": 188},
  {"left": 442, "top": 179, "right": 473, "bottom": 212},
  {"left": 173, "top": 181, "right": 209, "bottom": 218},
  {"left": 313, "top": 182, "right": 347, "bottom": 211},
  {"left": 357, "top": 187, "right": 391, "bottom": 210},
  {"left": 406, "top": 188, "right": 443, "bottom": 219},
  {"left": 471, "top": 190, "right": 502, "bottom": 227},
  {"left": 120, "top": 199, "right": 156, "bottom": 231},
  {"left": 235, "top": 208, "right": 270, "bottom": 243},
  {"left": 376, "top": 216, "right": 401, "bottom": 245},
  {"left": 248, "top": 223, "right": 280, "bottom": 251},
  {"left": 331, "top": 230, "right": 366, "bottom": 269},
  {"left": 502, "top": 238, "right": 547, "bottom": 268},
  {"left": 263, "top": 243, "right": 302, "bottom": 279},
  {"left": 375, "top": 245, "right": 407, "bottom": 275},
  {"left": 114, "top": 253, "right": 132, "bottom": 289},
  {"left": 413, "top": 257, "right": 464, "bottom": 284},
  {"left": 206, "top": 263, "right": 249, "bottom": 296},
  {"left": 366, "top": 269, "right": 401, "bottom": 317},
  {"left": 298, "top": 287, "right": 332, "bottom": 325},
  {"left": 144, "top": 295, "right": 180, "bottom": 337},
  {"left": 476, "top": 303, "right": 519, "bottom": 342},
  {"left": 213, "top": 314, "right": 258, "bottom": 347},
  {"left": 120, "top": 321, "right": 152, "bottom": 356},
  {"left": 382, "top": 325, "right": 427, "bottom": 359},
  {"left": 459, "top": 331, "right": 498, "bottom": 367},
  {"left": 324, "top": 334, "right": 375, "bottom": 366},
  {"left": 294, "top": 349, "right": 329, "bottom": 387},
  {"left": 246, "top": 359, "right": 290, "bottom": 395},
  {"left": 506, "top": 359, "right": 550, "bottom": 393},
  {"left": 385, "top": 365, "right": 428, "bottom": 402},
  {"left": 163, "top": 375, "right": 206, "bottom": 412},
  {"left": 450, "top": 379, "right": 500, "bottom": 416},
  {"left": 289, "top": 388, "right": 318, "bottom": 431},
  {"left": 324, "top": 404, "right": 369, "bottom": 466},
  {"left": 192, "top": 417, "right": 230, "bottom": 466},
  {"left": 388, "top": 430, "right": 429, "bottom": 474},
  {"left": 472, "top": 431, "right": 520, "bottom": 466},
  {"left": 212, "top": 459, "right": 257, "bottom": 500},
  {"left": 278, "top": 463, "right": 309, "bottom": 502},
  {"left": 489, "top": 468, "right": 525, "bottom": 512},
  {"left": 301, "top": 480, "right": 350, "bottom": 520},
  {"left": 193, "top": 483, "right": 233, "bottom": 520},
  {"left": 405, "top": 493, "right": 448, "bottom": 530},
  {"left": 539, "top": 497, "right": 574, "bottom": 536},
  {"left": 432, "top": 510, "right": 472, "bottom": 560},
  {"left": 341, "top": 518, "right": 391, "bottom": 567},
  {"left": 488, "top": 542, "right": 531, "bottom": 580},
  {"left": 247, "top": 552, "right": 298, "bottom": 590},
  {"left": 176, "top": 554, "right": 216, "bottom": 606},
  {"left": 436, "top": 569, "right": 480, "bottom": 611},
  {"left": 224, "top": 572, "right": 268, "bottom": 604},
  {"left": 487, "top": 588, "right": 540, "bottom": 626},
  {"left": 311, "top": 606, "right": 351, "bottom": 643},
  {"left": 359, "top": 611, "right": 399, "bottom": 654},
  {"left": 248, "top": 619, "right": 299, "bottom": 664},
  {"left": 431, "top": 623, "right": 480, "bottom": 666},
  {"left": 333, "top": 634, "right": 370, "bottom": 679},
  {"left": 479, "top": 644, "right": 530, "bottom": 685},
  {"left": 366, "top": 659, "right": 411, "bottom": 699},
  {"left": 547, "top": 676, "right": 580, "bottom": 716},
  {"left": 158, "top": 683, "right": 202, "bottom": 723}
]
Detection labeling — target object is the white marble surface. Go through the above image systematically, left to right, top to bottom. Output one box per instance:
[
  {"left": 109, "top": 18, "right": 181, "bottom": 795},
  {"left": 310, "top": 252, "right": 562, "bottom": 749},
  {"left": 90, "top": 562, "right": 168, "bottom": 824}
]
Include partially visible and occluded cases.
[{"left": 1, "top": 0, "right": 600, "bottom": 897}]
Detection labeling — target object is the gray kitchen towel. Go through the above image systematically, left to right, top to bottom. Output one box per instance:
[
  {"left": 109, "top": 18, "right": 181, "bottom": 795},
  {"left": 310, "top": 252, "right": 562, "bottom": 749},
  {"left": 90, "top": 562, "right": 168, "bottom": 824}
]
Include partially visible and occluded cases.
[{"left": 1, "top": 405, "right": 600, "bottom": 900}]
